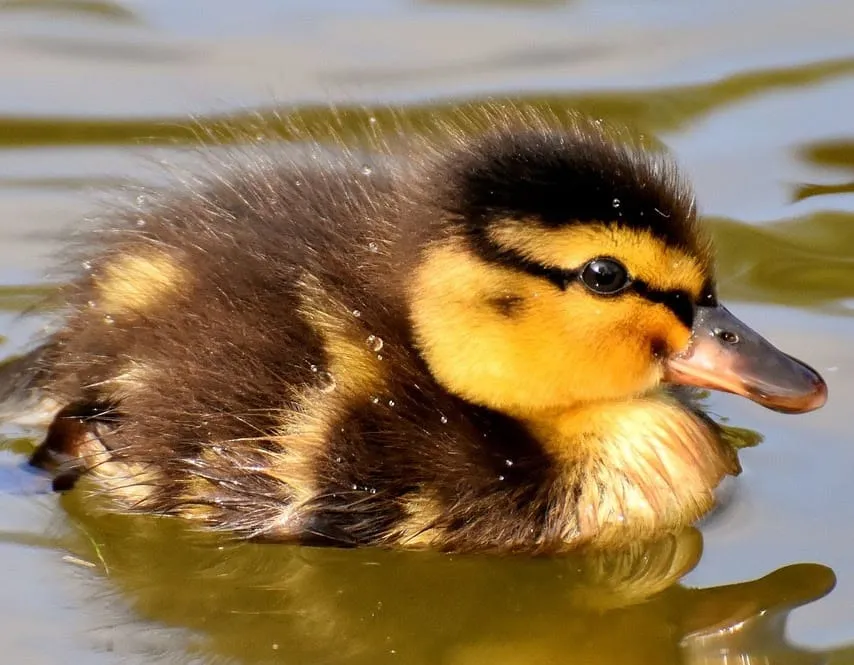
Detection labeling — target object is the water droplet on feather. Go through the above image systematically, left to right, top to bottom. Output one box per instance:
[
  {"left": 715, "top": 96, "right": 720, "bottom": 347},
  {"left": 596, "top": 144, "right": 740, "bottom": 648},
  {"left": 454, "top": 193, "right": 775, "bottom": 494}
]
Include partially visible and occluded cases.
[{"left": 317, "top": 371, "right": 336, "bottom": 393}]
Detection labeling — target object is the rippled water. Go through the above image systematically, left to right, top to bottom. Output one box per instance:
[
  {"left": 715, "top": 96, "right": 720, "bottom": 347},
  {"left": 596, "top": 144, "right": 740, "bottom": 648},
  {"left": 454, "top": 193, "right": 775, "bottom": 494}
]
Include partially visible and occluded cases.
[{"left": 1, "top": 1, "right": 853, "bottom": 663}]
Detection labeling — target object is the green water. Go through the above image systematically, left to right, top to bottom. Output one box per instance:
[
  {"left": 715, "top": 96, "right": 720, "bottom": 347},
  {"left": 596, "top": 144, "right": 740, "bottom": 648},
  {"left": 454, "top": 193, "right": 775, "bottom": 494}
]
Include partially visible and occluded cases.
[{"left": 1, "top": 1, "right": 853, "bottom": 663}]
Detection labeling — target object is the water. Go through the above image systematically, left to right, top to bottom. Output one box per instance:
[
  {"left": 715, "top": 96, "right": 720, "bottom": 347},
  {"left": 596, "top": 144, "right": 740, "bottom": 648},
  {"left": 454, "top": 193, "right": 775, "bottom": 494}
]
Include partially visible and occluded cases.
[{"left": 1, "top": 1, "right": 853, "bottom": 663}]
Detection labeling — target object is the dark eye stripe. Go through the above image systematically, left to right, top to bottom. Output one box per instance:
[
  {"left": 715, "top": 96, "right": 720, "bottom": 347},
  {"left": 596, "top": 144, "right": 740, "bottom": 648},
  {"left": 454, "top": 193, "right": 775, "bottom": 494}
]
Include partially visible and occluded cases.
[
  {"left": 467, "top": 231, "right": 580, "bottom": 289},
  {"left": 467, "top": 233, "right": 700, "bottom": 327},
  {"left": 629, "top": 281, "right": 695, "bottom": 328}
]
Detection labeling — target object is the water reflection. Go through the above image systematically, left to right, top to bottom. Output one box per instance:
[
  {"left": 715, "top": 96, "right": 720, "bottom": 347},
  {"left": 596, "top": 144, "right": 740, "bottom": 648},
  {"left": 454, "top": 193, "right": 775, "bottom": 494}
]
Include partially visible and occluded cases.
[
  {"left": 0, "top": 0, "right": 138, "bottom": 21},
  {"left": 2, "top": 56, "right": 854, "bottom": 148},
  {"left": 794, "top": 138, "right": 854, "bottom": 203},
  {"left": 712, "top": 212, "right": 854, "bottom": 314},
  {"left": 20, "top": 492, "right": 831, "bottom": 665}
]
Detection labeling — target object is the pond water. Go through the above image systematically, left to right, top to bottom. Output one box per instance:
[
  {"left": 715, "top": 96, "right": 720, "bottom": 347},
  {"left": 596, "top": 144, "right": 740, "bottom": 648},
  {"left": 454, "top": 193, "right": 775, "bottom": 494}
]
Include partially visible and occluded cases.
[{"left": 1, "top": 1, "right": 853, "bottom": 663}]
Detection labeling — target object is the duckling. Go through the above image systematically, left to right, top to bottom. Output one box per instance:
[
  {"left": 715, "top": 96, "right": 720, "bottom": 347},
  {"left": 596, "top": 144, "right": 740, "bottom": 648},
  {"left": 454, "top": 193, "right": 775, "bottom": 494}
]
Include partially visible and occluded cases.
[{"left": 15, "top": 106, "right": 826, "bottom": 553}]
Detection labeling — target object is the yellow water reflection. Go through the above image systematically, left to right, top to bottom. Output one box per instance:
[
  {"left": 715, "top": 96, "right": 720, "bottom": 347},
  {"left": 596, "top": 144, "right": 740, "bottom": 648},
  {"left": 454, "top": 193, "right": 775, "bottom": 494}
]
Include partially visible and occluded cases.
[
  {"left": 0, "top": 0, "right": 137, "bottom": 20},
  {"left": 1, "top": 56, "right": 854, "bottom": 149},
  {"left": 795, "top": 137, "right": 854, "bottom": 203},
  {"left": 712, "top": 212, "right": 854, "bottom": 313},
  {"left": 34, "top": 496, "right": 842, "bottom": 665}
]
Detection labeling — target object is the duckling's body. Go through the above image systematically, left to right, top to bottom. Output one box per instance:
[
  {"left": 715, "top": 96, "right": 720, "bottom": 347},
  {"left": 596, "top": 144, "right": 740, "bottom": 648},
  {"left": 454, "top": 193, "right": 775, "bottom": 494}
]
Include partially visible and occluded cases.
[{"left": 17, "top": 108, "right": 825, "bottom": 552}]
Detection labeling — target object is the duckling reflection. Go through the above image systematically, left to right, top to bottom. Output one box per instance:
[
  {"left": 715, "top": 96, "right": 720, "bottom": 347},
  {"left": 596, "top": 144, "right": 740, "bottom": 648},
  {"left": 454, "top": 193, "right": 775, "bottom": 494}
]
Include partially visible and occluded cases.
[
  {"left": 56, "top": 495, "right": 841, "bottom": 665},
  {"left": 679, "top": 564, "right": 834, "bottom": 665}
]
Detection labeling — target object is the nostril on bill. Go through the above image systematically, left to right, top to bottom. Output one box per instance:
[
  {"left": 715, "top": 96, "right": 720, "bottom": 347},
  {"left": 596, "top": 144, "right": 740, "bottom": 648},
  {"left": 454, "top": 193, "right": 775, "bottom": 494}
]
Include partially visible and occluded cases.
[{"left": 713, "top": 328, "right": 739, "bottom": 345}]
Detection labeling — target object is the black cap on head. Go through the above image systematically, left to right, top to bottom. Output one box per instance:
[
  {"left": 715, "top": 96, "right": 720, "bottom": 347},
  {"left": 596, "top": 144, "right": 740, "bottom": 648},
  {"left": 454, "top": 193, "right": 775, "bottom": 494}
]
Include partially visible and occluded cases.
[{"left": 434, "top": 118, "right": 705, "bottom": 259}]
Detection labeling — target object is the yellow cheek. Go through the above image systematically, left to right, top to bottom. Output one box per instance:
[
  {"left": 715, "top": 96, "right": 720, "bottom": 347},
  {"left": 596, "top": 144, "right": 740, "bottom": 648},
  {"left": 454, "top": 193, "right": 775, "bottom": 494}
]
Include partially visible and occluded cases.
[
  {"left": 409, "top": 242, "right": 690, "bottom": 415},
  {"left": 543, "top": 295, "right": 688, "bottom": 401},
  {"left": 588, "top": 298, "right": 693, "bottom": 364},
  {"left": 665, "top": 318, "right": 692, "bottom": 354}
]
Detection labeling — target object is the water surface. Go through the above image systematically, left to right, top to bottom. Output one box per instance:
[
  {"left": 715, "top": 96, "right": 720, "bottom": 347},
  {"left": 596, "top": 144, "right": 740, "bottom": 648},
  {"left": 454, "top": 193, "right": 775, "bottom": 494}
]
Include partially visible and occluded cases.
[{"left": 1, "top": 1, "right": 853, "bottom": 663}]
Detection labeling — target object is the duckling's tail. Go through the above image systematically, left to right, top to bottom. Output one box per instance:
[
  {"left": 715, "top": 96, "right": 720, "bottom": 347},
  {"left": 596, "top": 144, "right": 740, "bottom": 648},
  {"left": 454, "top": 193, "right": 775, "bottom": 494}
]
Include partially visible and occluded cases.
[
  {"left": 0, "top": 344, "right": 59, "bottom": 428},
  {"left": 0, "top": 345, "right": 94, "bottom": 490}
]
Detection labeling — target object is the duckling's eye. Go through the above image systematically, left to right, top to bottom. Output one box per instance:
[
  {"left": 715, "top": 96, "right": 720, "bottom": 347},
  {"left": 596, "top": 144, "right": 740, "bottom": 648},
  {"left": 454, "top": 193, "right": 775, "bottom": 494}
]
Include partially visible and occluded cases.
[{"left": 579, "top": 258, "right": 630, "bottom": 295}]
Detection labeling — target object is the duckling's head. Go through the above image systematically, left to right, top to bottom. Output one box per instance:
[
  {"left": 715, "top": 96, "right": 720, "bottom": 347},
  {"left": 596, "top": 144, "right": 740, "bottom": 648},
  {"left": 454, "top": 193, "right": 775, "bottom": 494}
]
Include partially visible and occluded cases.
[{"left": 408, "top": 114, "right": 827, "bottom": 420}]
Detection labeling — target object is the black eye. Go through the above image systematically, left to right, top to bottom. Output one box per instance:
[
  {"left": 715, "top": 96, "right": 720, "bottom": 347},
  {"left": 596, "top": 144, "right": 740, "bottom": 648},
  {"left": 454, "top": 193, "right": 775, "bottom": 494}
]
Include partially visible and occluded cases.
[{"left": 579, "top": 258, "right": 630, "bottom": 294}]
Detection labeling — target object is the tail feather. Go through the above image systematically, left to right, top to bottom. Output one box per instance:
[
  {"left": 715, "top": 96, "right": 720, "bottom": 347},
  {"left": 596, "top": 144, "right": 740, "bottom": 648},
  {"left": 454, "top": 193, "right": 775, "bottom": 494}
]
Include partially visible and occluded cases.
[{"left": 0, "top": 344, "right": 59, "bottom": 427}]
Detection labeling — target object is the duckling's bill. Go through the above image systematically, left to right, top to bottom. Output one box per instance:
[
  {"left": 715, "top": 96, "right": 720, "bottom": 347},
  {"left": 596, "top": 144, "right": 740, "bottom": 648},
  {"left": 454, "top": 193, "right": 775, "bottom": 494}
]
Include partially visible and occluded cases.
[{"left": 664, "top": 305, "right": 827, "bottom": 414}]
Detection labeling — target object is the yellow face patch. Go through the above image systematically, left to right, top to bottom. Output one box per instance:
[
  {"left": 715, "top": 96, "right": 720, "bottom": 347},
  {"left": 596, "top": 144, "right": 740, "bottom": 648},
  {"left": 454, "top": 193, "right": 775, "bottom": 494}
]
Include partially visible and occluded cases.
[{"left": 408, "top": 224, "right": 711, "bottom": 418}]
